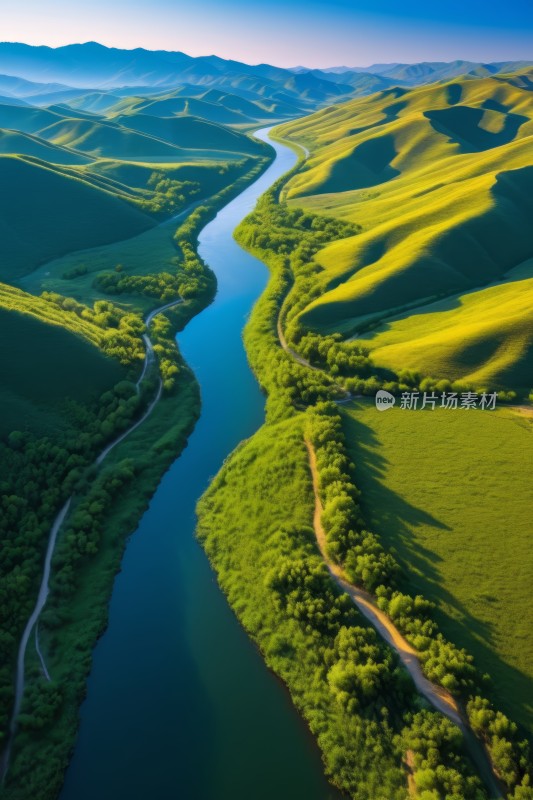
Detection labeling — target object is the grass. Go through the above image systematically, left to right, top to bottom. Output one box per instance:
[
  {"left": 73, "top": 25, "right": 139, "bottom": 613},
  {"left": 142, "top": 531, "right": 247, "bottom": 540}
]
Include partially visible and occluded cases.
[
  {"left": 275, "top": 72, "right": 533, "bottom": 391},
  {"left": 0, "top": 155, "right": 154, "bottom": 279},
  {"left": 20, "top": 160, "right": 260, "bottom": 310},
  {"left": 355, "top": 265, "right": 533, "bottom": 391},
  {"left": 0, "top": 302, "right": 125, "bottom": 437},
  {"left": 342, "top": 399, "right": 533, "bottom": 733}
]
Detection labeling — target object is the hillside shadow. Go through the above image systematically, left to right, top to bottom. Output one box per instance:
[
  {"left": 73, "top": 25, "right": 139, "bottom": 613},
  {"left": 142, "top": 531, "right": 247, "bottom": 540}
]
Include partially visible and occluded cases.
[
  {"left": 445, "top": 83, "right": 463, "bottom": 105},
  {"left": 348, "top": 95, "right": 409, "bottom": 138},
  {"left": 425, "top": 106, "right": 528, "bottom": 151},
  {"left": 318, "top": 134, "right": 400, "bottom": 194},
  {"left": 341, "top": 406, "right": 533, "bottom": 734}
]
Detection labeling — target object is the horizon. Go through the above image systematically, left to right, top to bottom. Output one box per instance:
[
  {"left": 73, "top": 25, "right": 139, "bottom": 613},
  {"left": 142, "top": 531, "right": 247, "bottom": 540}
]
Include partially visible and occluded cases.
[
  {"left": 3, "top": 0, "right": 533, "bottom": 68},
  {"left": 1, "top": 39, "right": 531, "bottom": 75}
]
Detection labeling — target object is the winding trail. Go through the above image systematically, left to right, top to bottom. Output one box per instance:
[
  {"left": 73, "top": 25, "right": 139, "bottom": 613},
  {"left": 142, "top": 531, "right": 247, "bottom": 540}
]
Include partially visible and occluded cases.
[
  {"left": 0, "top": 298, "right": 182, "bottom": 784},
  {"left": 304, "top": 436, "right": 504, "bottom": 799},
  {"left": 305, "top": 437, "right": 462, "bottom": 725}
]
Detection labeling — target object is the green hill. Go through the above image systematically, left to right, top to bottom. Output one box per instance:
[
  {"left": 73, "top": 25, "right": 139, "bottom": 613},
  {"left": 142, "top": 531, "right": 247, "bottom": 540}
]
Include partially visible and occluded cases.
[
  {"left": 276, "top": 74, "right": 533, "bottom": 391},
  {"left": 67, "top": 91, "right": 123, "bottom": 114},
  {"left": 108, "top": 94, "right": 248, "bottom": 125},
  {"left": 0, "top": 102, "right": 72, "bottom": 134},
  {"left": 113, "top": 113, "right": 268, "bottom": 154},
  {"left": 38, "top": 117, "right": 186, "bottom": 159},
  {"left": 0, "top": 128, "right": 91, "bottom": 164},
  {"left": 0, "top": 155, "right": 154, "bottom": 279},
  {"left": 0, "top": 283, "right": 126, "bottom": 436}
]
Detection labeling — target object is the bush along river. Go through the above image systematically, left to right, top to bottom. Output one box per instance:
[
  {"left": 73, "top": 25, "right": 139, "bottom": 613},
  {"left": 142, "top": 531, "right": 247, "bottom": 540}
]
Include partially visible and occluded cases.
[{"left": 59, "top": 128, "right": 342, "bottom": 800}]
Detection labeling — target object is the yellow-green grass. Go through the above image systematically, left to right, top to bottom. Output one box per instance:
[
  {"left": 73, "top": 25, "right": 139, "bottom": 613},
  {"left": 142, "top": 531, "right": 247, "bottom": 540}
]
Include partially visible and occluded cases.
[
  {"left": 274, "top": 74, "right": 533, "bottom": 390},
  {"left": 353, "top": 262, "right": 533, "bottom": 390},
  {"left": 0, "top": 288, "right": 126, "bottom": 436},
  {"left": 343, "top": 399, "right": 533, "bottom": 732}
]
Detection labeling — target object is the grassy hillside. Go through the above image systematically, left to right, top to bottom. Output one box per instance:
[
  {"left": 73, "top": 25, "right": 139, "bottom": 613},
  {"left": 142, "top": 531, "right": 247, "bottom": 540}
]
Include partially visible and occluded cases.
[
  {"left": 276, "top": 74, "right": 533, "bottom": 392},
  {"left": 0, "top": 95, "right": 271, "bottom": 284},
  {"left": 112, "top": 113, "right": 267, "bottom": 154},
  {"left": 38, "top": 117, "right": 186, "bottom": 159},
  {"left": 0, "top": 128, "right": 90, "bottom": 164},
  {"left": 0, "top": 154, "right": 154, "bottom": 279},
  {"left": 355, "top": 265, "right": 533, "bottom": 390},
  {"left": 0, "top": 295, "right": 126, "bottom": 437},
  {"left": 342, "top": 400, "right": 533, "bottom": 732}
]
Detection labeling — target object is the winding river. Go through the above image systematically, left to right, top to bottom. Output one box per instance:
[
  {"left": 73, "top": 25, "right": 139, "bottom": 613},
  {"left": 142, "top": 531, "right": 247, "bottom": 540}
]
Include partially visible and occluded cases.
[{"left": 59, "top": 129, "right": 341, "bottom": 800}]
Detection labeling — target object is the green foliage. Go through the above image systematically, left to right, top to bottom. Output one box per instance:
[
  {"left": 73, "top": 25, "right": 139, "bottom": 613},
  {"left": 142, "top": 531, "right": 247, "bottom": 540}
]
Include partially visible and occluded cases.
[
  {"left": 40, "top": 292, "right": 145, "bottom": 367},
  {"left": 0, "top": 382, "right": 143, "bottom": 738},
  {"left": 197, "top": 417, "right": 420, "bottom": 800},
  {"left": 468, "top": 697, "right": 532, "bottom": 789},
  {"left": 401, "top": 710, "right": 486, "bottom": 800}
]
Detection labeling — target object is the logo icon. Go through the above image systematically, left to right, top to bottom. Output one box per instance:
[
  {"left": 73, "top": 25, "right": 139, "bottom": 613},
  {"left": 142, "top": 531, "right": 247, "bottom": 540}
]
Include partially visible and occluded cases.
[{"left": 375, "top": 390, "right": 395, "bottom": 411}]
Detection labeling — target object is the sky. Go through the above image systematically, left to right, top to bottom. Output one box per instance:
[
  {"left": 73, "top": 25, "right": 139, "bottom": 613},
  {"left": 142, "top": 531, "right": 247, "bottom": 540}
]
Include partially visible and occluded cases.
[{"left": 2, "top": 0, "right": 532, "bottom": 67}]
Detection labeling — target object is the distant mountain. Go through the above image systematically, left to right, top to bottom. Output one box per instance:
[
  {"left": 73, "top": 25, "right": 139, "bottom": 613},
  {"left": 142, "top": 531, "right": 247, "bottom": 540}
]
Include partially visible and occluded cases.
[
  {"left": 0, "top": 42, "right": 355, "bottom": 110},
  {"left": 2, "top": 44, "right": 531, "bottom": 122},
  {"left": 291, "top": 60, "right": 533, "bottom": 88},
  {"left": 311, "top": 60, "right": 533, "bottom": 85},
  {"left": 0, "top": 72, "right": 76, "bottom": 97}
]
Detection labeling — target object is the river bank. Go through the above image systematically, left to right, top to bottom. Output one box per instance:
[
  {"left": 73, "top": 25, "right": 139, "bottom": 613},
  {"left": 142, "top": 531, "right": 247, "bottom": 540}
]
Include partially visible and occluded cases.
[
  {"left": 46, "top": 128, "right": 339, "bottom": 800},
  {"left": 1, "top": 138, "right": 337, "bottom": 800}
]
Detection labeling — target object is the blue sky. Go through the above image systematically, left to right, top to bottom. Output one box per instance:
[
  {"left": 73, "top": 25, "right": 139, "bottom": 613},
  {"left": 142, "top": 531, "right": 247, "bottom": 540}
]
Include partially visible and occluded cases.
[{"left": 3, "top": 0, "right": 533, "bottom": 66}]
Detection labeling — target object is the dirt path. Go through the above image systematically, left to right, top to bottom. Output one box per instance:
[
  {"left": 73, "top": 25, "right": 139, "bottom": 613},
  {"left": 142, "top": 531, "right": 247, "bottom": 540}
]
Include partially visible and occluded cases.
[
  {"left": 0, "top": 298, "right": 182, "bottom": 784},
  {"left": 305, "top": 436, "right": 505, "bottom": 798},
  {"left": 304, "top": 437, "right": 463, "bottom": 726}
]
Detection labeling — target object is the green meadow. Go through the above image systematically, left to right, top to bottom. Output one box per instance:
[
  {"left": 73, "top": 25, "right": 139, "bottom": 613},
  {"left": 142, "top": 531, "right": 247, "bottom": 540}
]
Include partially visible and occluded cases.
[{"left": 342, "top": 400, "right": 533, "bottom": 732}]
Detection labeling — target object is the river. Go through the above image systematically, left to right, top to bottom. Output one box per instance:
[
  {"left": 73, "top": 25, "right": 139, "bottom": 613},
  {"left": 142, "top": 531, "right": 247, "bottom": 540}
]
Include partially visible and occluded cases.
[{"left": 59, "top": 129, "right": 341, "bottom": 800}]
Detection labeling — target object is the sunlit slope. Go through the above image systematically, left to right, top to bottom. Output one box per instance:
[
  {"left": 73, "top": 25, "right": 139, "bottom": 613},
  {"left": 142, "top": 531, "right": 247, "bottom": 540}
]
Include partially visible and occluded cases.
[
  {"left": 277, "top": 75, "right": 533, "bottom": 388},
  {"left": 112, "top": 113, "right": 267, "bottom": 154},
  {"left": 38, "top": 117, "right": 186, "bottom": 159},
  {"left": 0, "top": 128, "right": 90, "bottom": 164},
  {"left": 0, "top": 154, "right": 154, "bottom": 278},
  {"left": 357, "top": 263, "right": 533, "bottom": 390},
  {"left": 0, "top": 283, "right": 125, "bottom": 436}
]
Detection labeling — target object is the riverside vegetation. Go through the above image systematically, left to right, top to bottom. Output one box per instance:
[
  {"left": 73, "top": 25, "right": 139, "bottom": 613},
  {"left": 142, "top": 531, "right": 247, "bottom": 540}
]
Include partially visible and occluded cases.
[
  {"left": 197, "top": 71, "right": 533, "bottom": 800},
  {"left": 0, "top": 94, "right": 273, "bottom": 797}
]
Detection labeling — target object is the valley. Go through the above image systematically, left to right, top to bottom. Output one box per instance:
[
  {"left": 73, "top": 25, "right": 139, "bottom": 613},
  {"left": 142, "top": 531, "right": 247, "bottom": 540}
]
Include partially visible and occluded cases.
[{"left": 0, "top": 41, "right": 531, "bottom": 800}]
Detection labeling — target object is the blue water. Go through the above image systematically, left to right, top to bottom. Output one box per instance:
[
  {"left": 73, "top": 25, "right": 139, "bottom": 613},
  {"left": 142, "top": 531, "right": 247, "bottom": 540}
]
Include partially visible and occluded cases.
[{"left": 60, "top": 130, "right": 341, "bottom": 800}]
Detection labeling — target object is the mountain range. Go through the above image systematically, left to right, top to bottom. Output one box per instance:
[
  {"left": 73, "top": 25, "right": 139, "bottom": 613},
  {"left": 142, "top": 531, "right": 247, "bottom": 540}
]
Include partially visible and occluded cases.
[{"left": 1, "top": 43, "right": 530, "bottom": 109}]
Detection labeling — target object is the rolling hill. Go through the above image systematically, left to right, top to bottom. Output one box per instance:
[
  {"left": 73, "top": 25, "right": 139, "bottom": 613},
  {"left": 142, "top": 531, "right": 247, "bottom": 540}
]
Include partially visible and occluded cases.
[
  {"left": 276, "top": 72, "right": 533, "bottom": 391},
  {"left": 0, "top": 84, "right": 273, "bottom": 289},
  {"left": 112, "top": 113, "right": 267, "bottom": 154},
  {"left": 37, "top": 116, "right": 187, "bottom": 158},
  {"left": 0, "top": 128, "right": 91, "bottom": 164},
  {"left": 0, "top": 154, "right": 155, "bottom": 278},
  {"left": 0, "top": 283, "right": 126, "bottom": 436}
]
